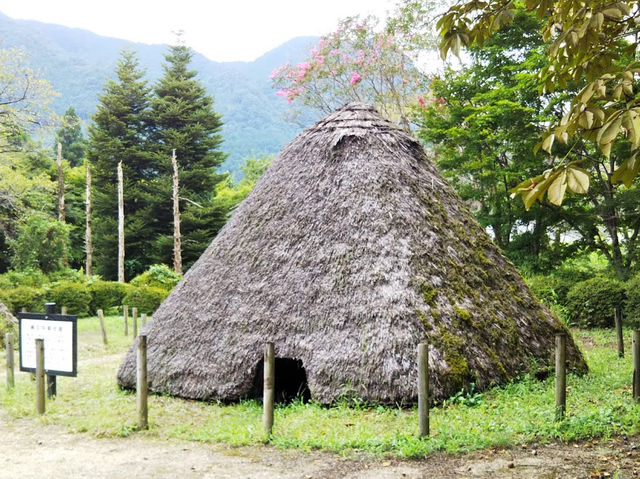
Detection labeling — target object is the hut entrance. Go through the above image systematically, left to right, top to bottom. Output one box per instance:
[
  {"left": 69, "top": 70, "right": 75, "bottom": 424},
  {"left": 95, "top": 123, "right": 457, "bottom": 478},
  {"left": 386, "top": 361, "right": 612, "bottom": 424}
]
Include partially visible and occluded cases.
[{"left": 250, "top": 358, "right": 311, "bottom": 403}]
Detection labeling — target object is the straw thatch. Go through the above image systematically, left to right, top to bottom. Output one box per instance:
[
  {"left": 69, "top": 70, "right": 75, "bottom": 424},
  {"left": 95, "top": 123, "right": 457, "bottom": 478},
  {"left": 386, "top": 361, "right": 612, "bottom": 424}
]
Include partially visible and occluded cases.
[
  {"left": 117, "top": 103, "right": 586, "bottom": 404},
  {"left": 0, "top": 301, "right": 17, "bottom": 338}
]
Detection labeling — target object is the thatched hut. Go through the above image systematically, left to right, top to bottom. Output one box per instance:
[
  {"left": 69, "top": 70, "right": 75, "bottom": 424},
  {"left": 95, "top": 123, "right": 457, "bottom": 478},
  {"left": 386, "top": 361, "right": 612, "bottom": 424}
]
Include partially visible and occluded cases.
[{"left": 118, "top": 103, "right": 586, "bottom": 404}]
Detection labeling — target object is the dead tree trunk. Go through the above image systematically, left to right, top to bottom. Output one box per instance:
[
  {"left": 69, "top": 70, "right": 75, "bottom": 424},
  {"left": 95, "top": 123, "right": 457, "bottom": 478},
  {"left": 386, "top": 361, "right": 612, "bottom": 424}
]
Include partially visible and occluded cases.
[
  {"left": 57, "top": 142, "right": 68, "bottom": 267},
  {"left": 172, "top": 149, "right": 183, "bottom": 275},
  {"left": 117, "top": 161, "right": 125, "bottom": 283},
  {"left": 85, "top": 162, "right": 93, "bottom": 276}
]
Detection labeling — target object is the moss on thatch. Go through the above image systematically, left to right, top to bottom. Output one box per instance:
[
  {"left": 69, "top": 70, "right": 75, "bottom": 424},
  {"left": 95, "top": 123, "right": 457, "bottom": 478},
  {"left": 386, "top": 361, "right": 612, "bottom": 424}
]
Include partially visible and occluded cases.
[{"left": 117, "top": 103, "right": 586, "bottom": 404}]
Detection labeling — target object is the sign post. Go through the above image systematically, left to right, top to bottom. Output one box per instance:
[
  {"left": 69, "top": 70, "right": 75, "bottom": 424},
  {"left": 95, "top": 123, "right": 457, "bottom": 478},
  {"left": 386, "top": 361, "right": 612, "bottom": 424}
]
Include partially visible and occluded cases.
[{"left": 18, "top": 302, "right": 78, "bottom": 403}]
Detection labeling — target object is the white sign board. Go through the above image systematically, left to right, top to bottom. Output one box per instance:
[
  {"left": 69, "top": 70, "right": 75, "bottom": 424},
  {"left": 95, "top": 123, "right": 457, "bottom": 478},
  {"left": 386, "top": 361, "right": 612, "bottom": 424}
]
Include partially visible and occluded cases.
[{"left": 19, "top": 313, "right": 77, "bottom": 376}]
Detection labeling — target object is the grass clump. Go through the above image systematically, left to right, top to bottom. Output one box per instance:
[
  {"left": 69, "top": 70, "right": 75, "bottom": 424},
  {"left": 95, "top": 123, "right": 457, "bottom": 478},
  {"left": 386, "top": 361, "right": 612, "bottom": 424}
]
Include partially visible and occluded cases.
[{"left": 1, "top": 321, "right": 639, "bottom": 458}]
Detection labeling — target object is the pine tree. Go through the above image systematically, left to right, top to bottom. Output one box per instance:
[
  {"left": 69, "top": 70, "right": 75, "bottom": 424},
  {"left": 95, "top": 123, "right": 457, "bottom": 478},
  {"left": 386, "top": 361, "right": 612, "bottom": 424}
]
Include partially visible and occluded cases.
[
  {"left": 149, "top": 44, "right": 228, "bottom": 269},
  {"left": 88, "top": 50, "right": 155, "bottom": 280},
  {"left": 54, "top": 106, "right": 86, "bottom": 167}
]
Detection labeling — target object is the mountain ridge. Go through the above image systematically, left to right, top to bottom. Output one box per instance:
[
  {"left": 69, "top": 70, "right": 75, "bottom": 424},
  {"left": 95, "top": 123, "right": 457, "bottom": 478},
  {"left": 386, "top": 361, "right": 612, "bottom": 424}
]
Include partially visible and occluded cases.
[{"left": 0, "top": 11, "right": 319, "bottom": 176}]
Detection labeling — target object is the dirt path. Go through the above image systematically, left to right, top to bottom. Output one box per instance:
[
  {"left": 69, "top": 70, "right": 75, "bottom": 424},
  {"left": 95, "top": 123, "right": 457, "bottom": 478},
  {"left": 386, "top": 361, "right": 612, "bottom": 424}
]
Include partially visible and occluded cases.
[{"left": 1, "top": 410, "right": 639, "bottom": 479}]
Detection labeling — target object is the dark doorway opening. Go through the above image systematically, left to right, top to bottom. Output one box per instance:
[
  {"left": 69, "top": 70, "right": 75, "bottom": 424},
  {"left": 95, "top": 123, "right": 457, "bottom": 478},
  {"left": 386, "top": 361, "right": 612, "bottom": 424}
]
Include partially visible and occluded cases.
[{"left": 251, "top": 358, "right": 311, "bottom": 404}]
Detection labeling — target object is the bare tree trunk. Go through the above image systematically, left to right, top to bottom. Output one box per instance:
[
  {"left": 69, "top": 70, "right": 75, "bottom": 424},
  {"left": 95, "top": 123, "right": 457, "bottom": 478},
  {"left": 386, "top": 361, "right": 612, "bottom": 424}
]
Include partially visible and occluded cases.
[
  {"left": 57, "top": 142, "right": 68, "bottom": 267},
  {"left": 57, "top": 143, "right": 65, "bottom": 223},
  {"left": 172, "top": 149, "right": 183, "bottom": 275},
  {"left": 117, "top": 161, "right": 125, "bottom": 283},
  {"left": 85, "top": 162, "right": 93, "bottom": 276}
]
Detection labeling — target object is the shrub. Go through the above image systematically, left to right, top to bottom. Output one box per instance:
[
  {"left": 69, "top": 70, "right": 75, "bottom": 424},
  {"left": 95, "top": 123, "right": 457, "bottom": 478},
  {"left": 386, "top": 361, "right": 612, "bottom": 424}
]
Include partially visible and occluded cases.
[
  {"left": 130, "top": 264, "right": 181, "bottom": 291},
  {"left": 0, "top": 268, "right": 49, "bottom": 288},
  {"left": 47, "top": 268, "right": 89, "bottom": 284},
  {"left": 624, "top": 274, "right": 640, "bottom": 328},
  {"left": 565, "top": 276, "right": 625, "bottom": 328},
  {"left": 48, "top": 281, "right": 91, "bottom": 317},
  {"left": 90, "top": 281, "right": 129, "bottom": 313},
  {"left": 123, "top": 286, "right": 168, "bottom": 315},
  {"left": 2, "top": 287, "right": 47, "bottom": 314}
]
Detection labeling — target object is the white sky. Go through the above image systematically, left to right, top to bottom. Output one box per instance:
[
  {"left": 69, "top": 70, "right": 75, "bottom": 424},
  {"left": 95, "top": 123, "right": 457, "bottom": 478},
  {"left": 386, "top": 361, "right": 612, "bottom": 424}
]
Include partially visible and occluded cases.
[{"left": 1, "top": 0, "right": 395, "bottom": 62}]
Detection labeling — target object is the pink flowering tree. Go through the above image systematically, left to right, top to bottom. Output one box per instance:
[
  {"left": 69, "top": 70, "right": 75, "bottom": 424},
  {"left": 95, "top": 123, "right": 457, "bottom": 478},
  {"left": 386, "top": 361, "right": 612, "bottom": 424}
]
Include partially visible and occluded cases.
[{"left": 270, "top": 15, "right": 430, "bottom": 130}]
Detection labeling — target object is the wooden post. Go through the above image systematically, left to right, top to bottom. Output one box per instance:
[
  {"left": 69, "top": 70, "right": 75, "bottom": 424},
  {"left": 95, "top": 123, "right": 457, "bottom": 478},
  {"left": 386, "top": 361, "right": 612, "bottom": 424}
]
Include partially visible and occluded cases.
[
  {"left": 172, "top": 149, "right": 183, "bottom": 275},
  {"left": 85, "top": 161, "right": 93, "bottom": 276},
  {"left": 117, "top": 161, "right": 125, "bottom": 284},
  {"left": 44, "top": 303, "right": 56, "bottom": 398},
  {"left": 123, "top": 304, "right": 129, "bottom": 337},
  {"left": 615, "top": 305, "right": 624, "bottom": 358},
  {"left": 61, "top": 306, "right": 68, "bottom": 315},
  {"left": 21, "top": 307, "right": 27, "bottom": 313},
  {"left": 132, "top": 307, "right": 138, "bottom": 337},
  {"left": 97, "top": 309, "right": 108, "bottom": 346},
  {"left": 141, "top": 313, "right": 147, "bottom": 326},
  {"left": 633, "top": 330, "right": 640, "bottom": 403},
  {"left": 5, "top": 333, "right": 14, "bottom": 390},
  {"left": 555, "top": 333, "right": 566, "bottom": 421},
  {"left": 137, "top": 334, "right": 148, "bottom": 430},
  {"left": 36, "top": 339, "right": 45, "bottom": 414},
  {"left": 263, "top": 342, "right": 275, "bottom": 438},
  {"left": 418, "top": 342, "right": 429, "bottom": 437}
]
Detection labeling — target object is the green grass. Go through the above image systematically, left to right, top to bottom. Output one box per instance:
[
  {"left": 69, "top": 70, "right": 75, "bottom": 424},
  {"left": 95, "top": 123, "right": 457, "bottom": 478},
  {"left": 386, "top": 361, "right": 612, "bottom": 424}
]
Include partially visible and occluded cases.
[{"left": 1, "top": 318, "right": 639, "bottom": 457}]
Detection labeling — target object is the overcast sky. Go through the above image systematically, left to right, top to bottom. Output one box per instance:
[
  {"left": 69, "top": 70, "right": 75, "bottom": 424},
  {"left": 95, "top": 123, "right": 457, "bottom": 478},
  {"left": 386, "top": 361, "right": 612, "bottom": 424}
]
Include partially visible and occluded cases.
[{"left": 1, "top": 0, "right": 395, "bottom": 62}]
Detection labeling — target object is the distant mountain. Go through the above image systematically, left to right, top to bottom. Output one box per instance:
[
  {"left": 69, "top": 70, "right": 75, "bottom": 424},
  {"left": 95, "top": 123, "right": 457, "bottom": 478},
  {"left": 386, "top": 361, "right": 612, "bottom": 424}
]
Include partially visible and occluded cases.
[{"left": 0, "top": 12, "right": 320, "bottom": 177}]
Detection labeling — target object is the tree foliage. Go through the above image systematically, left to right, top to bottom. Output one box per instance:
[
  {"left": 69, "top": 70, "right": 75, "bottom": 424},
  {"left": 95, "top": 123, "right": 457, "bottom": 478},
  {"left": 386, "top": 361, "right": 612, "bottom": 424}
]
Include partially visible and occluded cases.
[
  {"left": 437, "top": 0, "right": 640, "bottom": 206},
  {"left": 54, "top": 106, "right": 87, "bottom": 167}
]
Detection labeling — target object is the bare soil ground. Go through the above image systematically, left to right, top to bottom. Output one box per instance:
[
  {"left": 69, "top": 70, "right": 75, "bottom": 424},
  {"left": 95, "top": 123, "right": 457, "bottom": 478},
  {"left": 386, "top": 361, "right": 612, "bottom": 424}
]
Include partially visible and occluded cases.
[{"left": 1, "top": 410, "right": 639, "bottom": 479}]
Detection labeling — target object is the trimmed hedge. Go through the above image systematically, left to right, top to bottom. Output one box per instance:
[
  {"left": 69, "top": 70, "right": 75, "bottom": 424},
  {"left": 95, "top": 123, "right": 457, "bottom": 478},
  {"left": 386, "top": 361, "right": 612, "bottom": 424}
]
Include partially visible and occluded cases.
[
  {"left": 130, "top": 264, "right": 181, "bottom": 291},
  {"left": 565, "top": 276, "right": 625, "bottom": 328},
  {"left": 90, "top": 280, "right": 129, "bottom": 313},
  {"left": 48, "top": 281, "right": 91, "bottom": 317},
  {"left": 123, "top": 286, "right": 168, "bottom": 315},
  {"left": 2, "top": 287, "right": 47, "bottom": 314}
]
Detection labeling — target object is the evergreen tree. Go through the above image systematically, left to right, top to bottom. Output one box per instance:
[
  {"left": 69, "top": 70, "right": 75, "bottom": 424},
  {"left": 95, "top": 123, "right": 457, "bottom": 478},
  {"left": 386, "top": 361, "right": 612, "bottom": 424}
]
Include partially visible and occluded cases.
[
  {"left": 150, "top": 44, "right": 228, "bottom": 269},
  {"left": 88, "top": 50, "right": 155, "bottom": 280},
  {"left": 54, "top": 106, "right": 86, "bottom": 167}
]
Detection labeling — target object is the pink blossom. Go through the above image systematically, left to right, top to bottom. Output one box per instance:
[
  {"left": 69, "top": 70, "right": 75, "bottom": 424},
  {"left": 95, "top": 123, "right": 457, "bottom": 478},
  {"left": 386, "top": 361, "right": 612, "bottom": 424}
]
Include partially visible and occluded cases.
[
  {"left": 330, "top": 49, "right": 340, "bottom": 56},
  {"left": 350, "top": 71, "right": 362, "bottom": 86},
  {"left": 418, "top": 96, "right": 426, "bottom": 107}
]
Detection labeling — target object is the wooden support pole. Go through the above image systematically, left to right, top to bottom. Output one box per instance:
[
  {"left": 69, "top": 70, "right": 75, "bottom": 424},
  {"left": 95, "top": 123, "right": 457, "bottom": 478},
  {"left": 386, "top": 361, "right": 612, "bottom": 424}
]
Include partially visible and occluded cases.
[
  {"left": 123, "top": 304, "right": 129, "bottom": 337},
  {"left": 615, "top": 305, "right": 624, "bottom": 358},
  {"left": 61, "top": 306, "right": 68, "bottom": 315},
  {"left": 21, "top": 307, "right": 27, "bottom": 313},
  {"left": 132, "top": 307, "right": 138, "bottom": 338},
  {"left": 97, "top": 309, "right": 108, "bottom": 346},
  {"left": 141, "top": 313, "right": 147, "bottom": 326},
  {"left": 633, "top": 330, "right": 640, "bottom": 403},
  {"left": 5, "top": 333, "right": 14, "bottom": 390},
  {"left": 555, "top": 333, "right": 566, "bottom": 421},
  {"left": 137, "top": 334, "right": 148, "bottom": 430},
  {"left": 36, "top": 339, "right": 45, "bottom": 414},
  {"left": 263, "top": 342, "right": 275, "bottom": 438},
  {"left": 418, "top": 342, "right": 429, "bottom": 437}
]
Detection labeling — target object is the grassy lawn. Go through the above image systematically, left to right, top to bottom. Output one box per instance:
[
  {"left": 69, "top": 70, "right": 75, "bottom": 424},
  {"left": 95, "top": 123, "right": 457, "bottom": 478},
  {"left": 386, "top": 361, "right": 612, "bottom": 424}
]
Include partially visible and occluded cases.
[{"left": 1, "top": 317, "right": 639, "bottom": 457}]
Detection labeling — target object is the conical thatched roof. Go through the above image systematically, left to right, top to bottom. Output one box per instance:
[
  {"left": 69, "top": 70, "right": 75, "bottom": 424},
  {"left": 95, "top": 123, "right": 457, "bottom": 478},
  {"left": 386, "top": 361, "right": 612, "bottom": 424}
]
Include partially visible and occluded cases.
[{"left": 118, "top": 103, "right": 586, "bottom": 404}]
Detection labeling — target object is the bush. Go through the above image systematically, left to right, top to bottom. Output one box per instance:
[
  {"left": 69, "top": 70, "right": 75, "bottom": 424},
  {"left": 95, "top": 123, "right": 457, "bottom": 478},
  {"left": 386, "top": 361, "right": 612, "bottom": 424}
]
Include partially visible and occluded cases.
[
  {"left": 130, "top": 264, "right": 181, "bottom": 291},
  {"left": 47, "top": 268, "right": 89, "bottom": 284},
  {"left": 0, "top": 269, "right": 49, "bottom": 288},
  {"left": 624, "top": 274, "right": 640, "bottom": 328},
  {"left": 565, "top": 276, "right": 625, "bottom": 328},
  {"left": 90, "top": 280, "right": 129, "bottom": 313},
  {"left": 48, "top": 281, "right": 91, "bottom": 317},
  {"left": 123, "top": 286, "right": 168, "bottom": 315},
  {"left": 2, "top": 287, "right": 47, "bottom": 314}
]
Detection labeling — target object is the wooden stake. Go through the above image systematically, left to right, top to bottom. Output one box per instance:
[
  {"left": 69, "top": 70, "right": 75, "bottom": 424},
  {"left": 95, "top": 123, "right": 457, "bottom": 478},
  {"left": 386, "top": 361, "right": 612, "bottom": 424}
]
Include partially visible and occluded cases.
[
  {"left": 172, "top": 149, "right": 183, "bottom": 275},
  {"left": 85, "top": 161, "right": 93, "bottom": 276},
  {"left": 117, "top": 161, "right": 125, "bottom": 284},
  {"left": 123, "top": 304, "right": 128, "bottom": 337},
  {"left": 614, "top": 305, "right": 624, "bottom": 358},
  {"left": 61, "top": 306, "right": 68, "bottom": 315},
  {"left": 132, "top": 307, "right": 138, "bottom": 337},
  {"left": 97, "top": 309, "right": 108, "bottom": 346},
  {"left": 141, "top": 313, "right": 147, "bottom": 326},
  {"left": 633, "top": 330, "right": 640, "bottom": 403},
  {"left": 5, "top": 333, "right": 14, "bottom": 390},
  {"left": 555, "top": 333, "right": 566, "bottom": 421},
  {"left": 137, "top": 334, "right": 148, "bottom": 430},
  {"left": 36, "top": 339, "right": 45, "bottom": 414},
  {"left": 263, "top": 342, "right": 275, "bottom": 438},
  {"left": 418, "top": 342, "right": 429, "bottom": 437}
]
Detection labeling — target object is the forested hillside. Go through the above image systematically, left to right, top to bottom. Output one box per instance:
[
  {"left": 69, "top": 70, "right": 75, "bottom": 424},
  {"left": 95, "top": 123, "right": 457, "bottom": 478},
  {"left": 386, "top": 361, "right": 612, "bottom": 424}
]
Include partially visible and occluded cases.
[{"left": 0, "top": 12, "right": 317, "bottom": 176}]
